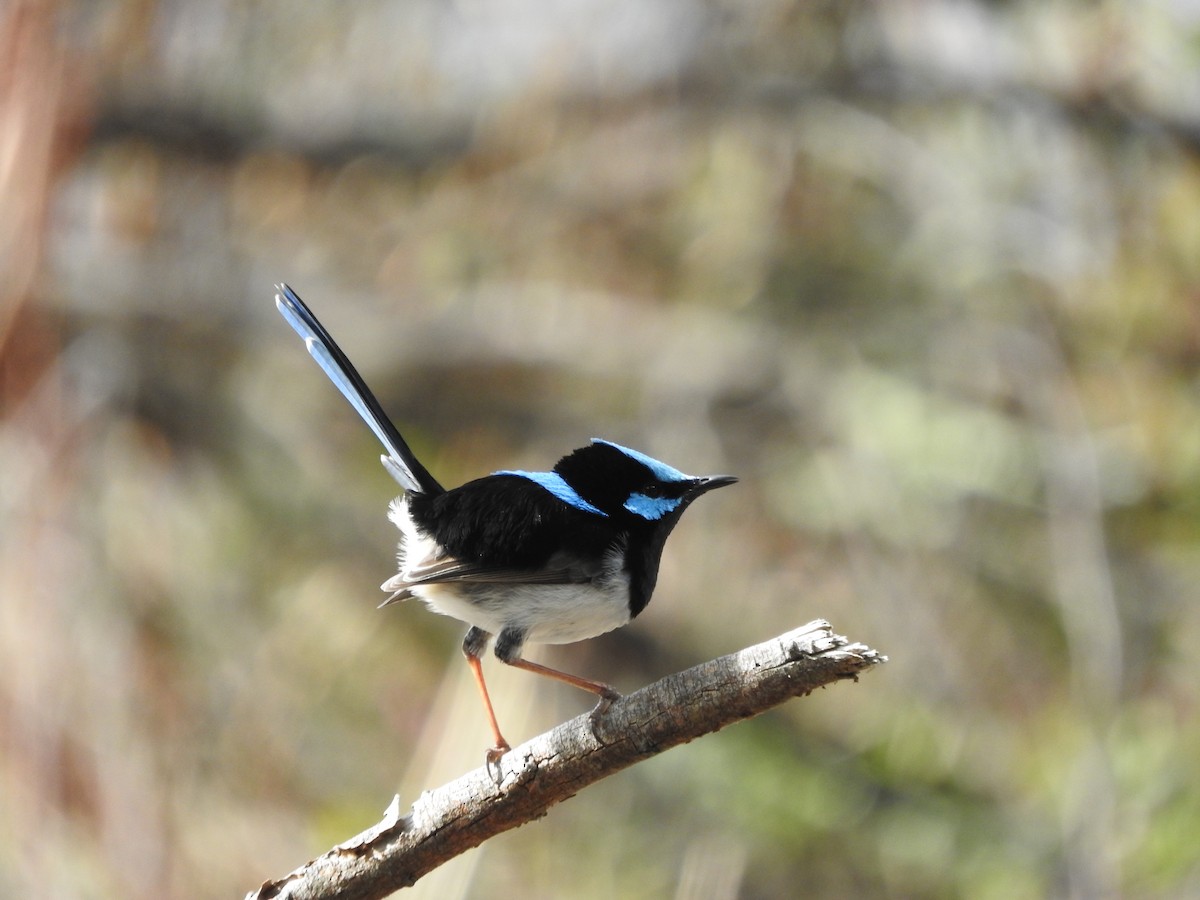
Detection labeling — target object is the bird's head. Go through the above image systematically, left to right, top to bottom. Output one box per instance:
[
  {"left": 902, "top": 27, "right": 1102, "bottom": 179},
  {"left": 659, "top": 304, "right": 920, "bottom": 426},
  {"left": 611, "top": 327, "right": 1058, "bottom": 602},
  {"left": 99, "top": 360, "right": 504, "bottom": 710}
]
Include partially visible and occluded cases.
[{"left": 553, "top": 439, "right": 736, "bottom": 526}]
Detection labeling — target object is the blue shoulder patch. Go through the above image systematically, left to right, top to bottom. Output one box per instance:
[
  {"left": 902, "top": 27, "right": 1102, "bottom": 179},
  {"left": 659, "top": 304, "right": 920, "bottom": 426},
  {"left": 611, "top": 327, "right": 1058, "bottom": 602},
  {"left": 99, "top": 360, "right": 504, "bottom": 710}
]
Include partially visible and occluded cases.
[
  {"left": 591, "top": 439, "right": 691, "bottom": 483},
  {"left": 495, "top": 470, "right": 608, "bottom": 517}
]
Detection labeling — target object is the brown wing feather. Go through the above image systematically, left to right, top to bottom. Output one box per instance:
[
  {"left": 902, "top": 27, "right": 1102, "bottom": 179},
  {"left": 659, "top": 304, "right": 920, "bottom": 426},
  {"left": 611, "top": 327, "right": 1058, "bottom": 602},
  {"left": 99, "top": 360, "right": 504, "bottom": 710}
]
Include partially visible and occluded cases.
[{"left": 379, "top": 548, "right": 605, "bottom": 606}]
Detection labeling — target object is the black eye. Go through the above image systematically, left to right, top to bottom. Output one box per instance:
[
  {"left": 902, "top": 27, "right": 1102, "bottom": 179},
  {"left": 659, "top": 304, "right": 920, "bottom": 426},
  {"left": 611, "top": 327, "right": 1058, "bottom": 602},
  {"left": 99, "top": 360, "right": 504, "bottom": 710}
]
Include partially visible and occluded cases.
[{"left": 641, "top": 483, "right": 663, "bottom": 498}]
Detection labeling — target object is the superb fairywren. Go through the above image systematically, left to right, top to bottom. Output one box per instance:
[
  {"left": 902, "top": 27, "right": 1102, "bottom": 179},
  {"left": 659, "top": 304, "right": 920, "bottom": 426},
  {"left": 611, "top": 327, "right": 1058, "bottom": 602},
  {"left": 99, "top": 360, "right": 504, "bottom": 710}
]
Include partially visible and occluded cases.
[{"left": 275, "top": 284, "right": 736, "bottom": 762}]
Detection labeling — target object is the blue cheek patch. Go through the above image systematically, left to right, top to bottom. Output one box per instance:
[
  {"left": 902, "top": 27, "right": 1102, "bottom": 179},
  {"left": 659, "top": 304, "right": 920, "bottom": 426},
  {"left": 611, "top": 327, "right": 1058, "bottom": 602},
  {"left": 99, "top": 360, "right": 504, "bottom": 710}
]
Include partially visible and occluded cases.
[
  {"left": 496, "top": 470, "right": 608, "bottom": 517},
  {"left": 624, "top": 492, "right": 683, "bottom": 520}
]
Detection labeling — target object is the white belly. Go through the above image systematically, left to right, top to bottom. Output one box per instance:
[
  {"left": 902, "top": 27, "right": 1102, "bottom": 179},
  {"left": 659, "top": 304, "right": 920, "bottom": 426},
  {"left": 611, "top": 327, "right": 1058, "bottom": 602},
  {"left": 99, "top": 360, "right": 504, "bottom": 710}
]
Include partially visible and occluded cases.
[{"left": 413, "top": 577, "right": 632, "bottom": 644}]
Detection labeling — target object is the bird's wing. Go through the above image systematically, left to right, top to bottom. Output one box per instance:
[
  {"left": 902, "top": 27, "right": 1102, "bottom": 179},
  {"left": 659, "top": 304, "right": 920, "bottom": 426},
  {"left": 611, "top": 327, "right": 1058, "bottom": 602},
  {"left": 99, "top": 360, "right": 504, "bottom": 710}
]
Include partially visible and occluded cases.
[
  {"left": 380, "top": 473, "right": 621, "bottom": 604},
  {"left": 383, "top": 549, "right": 597, "bottom": 591},
  {"left": 378, "top": 550, "right": 598, "bottom": 606}
]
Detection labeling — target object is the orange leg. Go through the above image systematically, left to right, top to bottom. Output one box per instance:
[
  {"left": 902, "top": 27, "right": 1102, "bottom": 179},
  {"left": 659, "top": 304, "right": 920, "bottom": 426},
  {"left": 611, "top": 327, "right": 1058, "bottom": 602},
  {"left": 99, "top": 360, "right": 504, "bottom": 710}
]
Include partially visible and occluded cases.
[
  {"left": 463, "top": 626, "right": 623, "bottom": 765},
  {"left": 466, "top": 654, "right": 511, "bottom": 763},
  {"left": 504, "top": 657, "right": 621, "bottom": 708},
  {"left": 506, "top": 657, "right": 622, "bottom": 739}
]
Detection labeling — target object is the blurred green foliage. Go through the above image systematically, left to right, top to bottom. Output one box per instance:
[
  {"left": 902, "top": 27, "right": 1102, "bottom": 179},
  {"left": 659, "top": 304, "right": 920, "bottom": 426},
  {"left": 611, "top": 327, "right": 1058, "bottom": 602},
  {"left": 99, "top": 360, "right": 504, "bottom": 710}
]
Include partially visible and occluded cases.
[{"left": 2, "top": 1, "right": 1199, "bottom": 897}]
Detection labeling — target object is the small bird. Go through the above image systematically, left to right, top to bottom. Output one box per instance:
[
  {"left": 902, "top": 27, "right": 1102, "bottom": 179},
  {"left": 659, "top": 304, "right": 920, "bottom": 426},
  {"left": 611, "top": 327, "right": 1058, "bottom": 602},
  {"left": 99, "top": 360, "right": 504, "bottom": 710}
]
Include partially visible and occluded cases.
[{"left": 275, "top": 284, "right": 736, "bottom": 762}]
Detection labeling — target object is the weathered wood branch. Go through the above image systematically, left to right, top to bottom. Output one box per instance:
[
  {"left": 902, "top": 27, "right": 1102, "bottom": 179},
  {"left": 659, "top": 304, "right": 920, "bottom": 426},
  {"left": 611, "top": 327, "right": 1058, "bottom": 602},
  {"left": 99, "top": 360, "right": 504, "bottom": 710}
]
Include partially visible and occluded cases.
[{"left": 247, "top": 619, "right": 886, "bottom": 900}]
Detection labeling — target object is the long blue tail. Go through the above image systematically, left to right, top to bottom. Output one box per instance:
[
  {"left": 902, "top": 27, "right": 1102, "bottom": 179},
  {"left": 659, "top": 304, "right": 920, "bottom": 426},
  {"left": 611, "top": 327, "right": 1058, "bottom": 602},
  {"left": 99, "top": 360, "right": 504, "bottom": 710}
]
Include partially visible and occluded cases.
[{"left": 275, "top": 283, "right": 443, "bottom": 495}]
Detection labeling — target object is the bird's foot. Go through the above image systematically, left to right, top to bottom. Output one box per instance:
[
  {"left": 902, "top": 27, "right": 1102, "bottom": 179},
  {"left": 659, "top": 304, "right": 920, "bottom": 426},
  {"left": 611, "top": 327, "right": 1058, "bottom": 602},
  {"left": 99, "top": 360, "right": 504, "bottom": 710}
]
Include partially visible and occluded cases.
[
  {"left": 587, "top": 685, "right": 622, "bottom": 740},
  {"left": 484, "top": 740, "right": 511, "bottom": 783}
]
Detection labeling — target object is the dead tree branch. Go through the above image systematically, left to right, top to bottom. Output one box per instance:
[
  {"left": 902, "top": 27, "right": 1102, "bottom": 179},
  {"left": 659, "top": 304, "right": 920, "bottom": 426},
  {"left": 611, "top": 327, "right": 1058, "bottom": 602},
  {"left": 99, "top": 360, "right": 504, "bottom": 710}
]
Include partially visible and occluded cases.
[{"left": 247, "top": 619, "right": 886, "bottom": 900}]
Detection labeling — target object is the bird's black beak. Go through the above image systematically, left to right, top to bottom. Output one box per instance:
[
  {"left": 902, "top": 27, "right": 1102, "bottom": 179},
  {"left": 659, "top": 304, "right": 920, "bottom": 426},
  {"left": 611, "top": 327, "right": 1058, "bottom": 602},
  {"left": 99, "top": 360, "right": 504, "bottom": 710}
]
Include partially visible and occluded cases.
[{"left": 688, "top": 474, "right": 738, "bottom": 497}]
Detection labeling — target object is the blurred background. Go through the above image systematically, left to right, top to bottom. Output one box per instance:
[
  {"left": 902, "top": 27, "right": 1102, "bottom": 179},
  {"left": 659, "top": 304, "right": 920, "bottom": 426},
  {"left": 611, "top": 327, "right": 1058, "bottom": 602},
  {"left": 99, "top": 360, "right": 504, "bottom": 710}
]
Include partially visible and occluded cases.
[{"left": 2, "top": 1, "right": 1199, "bottom": 897}]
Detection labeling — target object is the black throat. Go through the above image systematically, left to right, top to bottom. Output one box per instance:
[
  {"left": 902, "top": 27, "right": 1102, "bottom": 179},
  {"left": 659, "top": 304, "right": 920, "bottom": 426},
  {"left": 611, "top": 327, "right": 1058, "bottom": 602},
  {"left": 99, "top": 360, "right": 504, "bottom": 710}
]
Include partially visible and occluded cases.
[{"left": 622, "top": 512, "right": 688, "bottom": 619}]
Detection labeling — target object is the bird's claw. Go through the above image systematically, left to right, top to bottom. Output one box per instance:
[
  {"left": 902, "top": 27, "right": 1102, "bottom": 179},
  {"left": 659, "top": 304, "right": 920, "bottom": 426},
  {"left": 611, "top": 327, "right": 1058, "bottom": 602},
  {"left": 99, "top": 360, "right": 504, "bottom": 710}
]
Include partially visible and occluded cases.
[
  {"left": 587, "top": 686, "right": 622, "bottom": 739},
  {"left": 484, "top": 740, "right": 510, "bottom": 783}
]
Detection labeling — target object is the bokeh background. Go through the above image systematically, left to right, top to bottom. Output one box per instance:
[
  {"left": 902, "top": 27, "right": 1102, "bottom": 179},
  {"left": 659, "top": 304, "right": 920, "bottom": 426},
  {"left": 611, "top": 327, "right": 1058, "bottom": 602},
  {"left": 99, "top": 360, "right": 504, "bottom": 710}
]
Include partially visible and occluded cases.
[{"left": 3, "top": 1, "right": 1199, "bottom": 897}]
